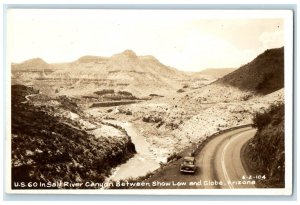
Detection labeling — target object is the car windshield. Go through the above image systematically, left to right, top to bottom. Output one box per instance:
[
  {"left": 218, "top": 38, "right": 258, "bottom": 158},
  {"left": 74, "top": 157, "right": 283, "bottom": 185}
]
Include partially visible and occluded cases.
[{"left": 184, "top": 160, "right": 194, "bottom": 165}]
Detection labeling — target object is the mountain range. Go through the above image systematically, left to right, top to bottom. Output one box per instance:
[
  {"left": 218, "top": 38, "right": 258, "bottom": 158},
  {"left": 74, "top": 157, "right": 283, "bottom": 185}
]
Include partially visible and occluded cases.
[
  {"left": 12, "top": 47, "right": 284, "bottom": 98},
  {"left": 12, "top": 50, "right": 224, "bottom": 97}
]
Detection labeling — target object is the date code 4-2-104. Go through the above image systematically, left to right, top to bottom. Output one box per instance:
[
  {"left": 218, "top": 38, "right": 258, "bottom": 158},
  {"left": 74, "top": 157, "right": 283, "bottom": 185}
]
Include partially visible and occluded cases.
[{"left": 242, "top": 175, "right": 266, "bottom": 180}]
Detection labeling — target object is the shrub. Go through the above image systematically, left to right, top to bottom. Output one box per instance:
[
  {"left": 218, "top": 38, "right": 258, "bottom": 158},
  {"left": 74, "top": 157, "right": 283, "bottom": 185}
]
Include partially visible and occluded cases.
[
  {"left": 94, "top": 89, "right": 115, "bottom": 95},
  {"left": 177, "top": 89, "right": 185, "bottom": 93},
  {"left": 118, "top": 91, "right": 133, "bottom": 96},
  {"left": 149, "top": 94, "right": 164, "bottom": 97},
  {"left": 241, "top": 94, "right": 253, "bottom": 101},
  {"left": 253, "top": 103, "right": 284, "bottom": 130},
  {"left": 253, "top": 111, "right": 271, "bottom": 129},
  {"left": 142, "top": 114, "right": 163, "bottom": 123},
  {"left": 167, "top": 153, "right": 181, "bottom": 162}
]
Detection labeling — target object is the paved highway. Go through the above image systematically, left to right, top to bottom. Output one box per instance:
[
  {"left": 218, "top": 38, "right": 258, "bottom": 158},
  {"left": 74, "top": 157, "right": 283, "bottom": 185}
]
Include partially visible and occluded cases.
[
  {"left": 143, "top": 126, "right": 257, "bottom": 189},
  {"left": 197, "top": 127, "right": 256, "bottom": 189}
]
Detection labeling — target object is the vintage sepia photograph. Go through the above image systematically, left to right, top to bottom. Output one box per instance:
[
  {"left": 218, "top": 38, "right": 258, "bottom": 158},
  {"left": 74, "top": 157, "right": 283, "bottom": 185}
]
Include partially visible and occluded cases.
[{"left": 6, "top": 9, "right": 293, "bottom": 195}]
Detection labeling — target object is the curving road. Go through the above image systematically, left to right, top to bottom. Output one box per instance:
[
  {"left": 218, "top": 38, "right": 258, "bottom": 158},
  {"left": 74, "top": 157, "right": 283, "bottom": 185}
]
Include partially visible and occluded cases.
[
  {"left": 21, "top": 93, "right": 39, "bottom": 104},
  {"left": 143, "top": 126, "right": 257, "bottom": 189},
  {"left": 196, "top": 127, "right": 257, "bottom": 189}
]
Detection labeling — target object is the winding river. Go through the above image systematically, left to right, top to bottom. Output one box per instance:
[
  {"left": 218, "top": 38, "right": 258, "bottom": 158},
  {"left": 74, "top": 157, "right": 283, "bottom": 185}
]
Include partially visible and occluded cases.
[{"left": 104, "top": 120, "right": 160, "bottom": 181}]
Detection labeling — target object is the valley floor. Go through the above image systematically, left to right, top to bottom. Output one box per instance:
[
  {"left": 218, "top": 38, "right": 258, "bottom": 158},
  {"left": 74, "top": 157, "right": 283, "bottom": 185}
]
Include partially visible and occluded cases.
[
  {"left": 10, "top": 82, "right": 285, "bottom": 185},
  {"left": 83, "top": 85, "right": 284, "bottom": 181}
]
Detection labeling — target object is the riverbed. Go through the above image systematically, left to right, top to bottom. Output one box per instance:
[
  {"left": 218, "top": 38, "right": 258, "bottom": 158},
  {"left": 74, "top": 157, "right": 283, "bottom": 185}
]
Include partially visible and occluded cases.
[{"left": 103, "top": 120, "right": 160, "bottom": 181}]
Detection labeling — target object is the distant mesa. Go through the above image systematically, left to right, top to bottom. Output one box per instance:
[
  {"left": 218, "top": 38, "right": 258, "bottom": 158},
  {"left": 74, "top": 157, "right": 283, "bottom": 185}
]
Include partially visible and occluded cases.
[
  {"left": 11, "top": 49, "right": 185, "bottom": 97},
  {"left": 13, "top": 49, "right": 157, "bottom": 68},
  {"left": 75, "top": 50, "right": 138, "bottom": 64},
  {"left": 77, "top": 55, "right": 108, "bottom": 63},
  {"left": 12, "top": 58, "right": 50, "bottom": 71},
  {"left": 20, "top": 58, "right": 48, "bottom": 66}
]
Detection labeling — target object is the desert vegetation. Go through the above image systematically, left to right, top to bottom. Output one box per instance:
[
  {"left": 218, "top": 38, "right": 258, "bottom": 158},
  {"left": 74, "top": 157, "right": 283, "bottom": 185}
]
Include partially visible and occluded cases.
[
  {"left": 11, "top": 85, "right": 136, "bottom": 189},
  {"left": 245, "top": 103, "right": 285, "bottom": 187}
]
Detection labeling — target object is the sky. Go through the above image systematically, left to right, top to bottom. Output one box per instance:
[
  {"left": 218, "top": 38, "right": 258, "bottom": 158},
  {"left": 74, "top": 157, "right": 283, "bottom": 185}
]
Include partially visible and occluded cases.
[{"left": 7, "top": 9, "right": 285, "bottom": 71}]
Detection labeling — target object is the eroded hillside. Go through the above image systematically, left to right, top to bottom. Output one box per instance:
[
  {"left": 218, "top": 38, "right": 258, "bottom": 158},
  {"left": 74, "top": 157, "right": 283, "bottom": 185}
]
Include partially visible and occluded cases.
[
  {"left": 217, "top": 47, "right": 284, "bottom": 94},
  {"left": 12, "top": 50, "right": 215, "bottom": 98},
  {"left": 11, "top": 85, "right": 136, "bottom": 189}
]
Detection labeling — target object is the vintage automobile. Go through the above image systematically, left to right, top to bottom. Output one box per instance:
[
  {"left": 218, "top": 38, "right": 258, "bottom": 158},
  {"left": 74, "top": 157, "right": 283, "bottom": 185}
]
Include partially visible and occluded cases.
[{"left": 180, "top": 156, "right": 197, "bottom": 173}]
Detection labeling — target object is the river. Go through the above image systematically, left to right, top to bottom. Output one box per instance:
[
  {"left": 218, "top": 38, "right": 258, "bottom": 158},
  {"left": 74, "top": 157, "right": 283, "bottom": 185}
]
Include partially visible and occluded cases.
[{"left": 103, "top": 120, "right": 160, "bottom": 181}]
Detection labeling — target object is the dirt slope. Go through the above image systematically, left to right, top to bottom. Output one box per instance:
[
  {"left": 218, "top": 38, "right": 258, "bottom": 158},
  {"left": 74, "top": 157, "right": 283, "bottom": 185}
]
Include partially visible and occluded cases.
[{"left": 217, "top": 47, "right": 284, "bottom": 94}]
